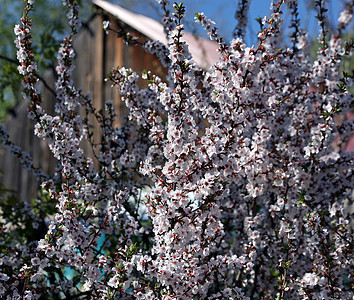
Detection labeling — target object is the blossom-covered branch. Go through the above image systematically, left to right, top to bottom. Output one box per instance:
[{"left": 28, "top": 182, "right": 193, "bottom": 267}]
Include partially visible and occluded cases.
[{"left": 0, "top": 0, "right": 352, "bottom": 299}]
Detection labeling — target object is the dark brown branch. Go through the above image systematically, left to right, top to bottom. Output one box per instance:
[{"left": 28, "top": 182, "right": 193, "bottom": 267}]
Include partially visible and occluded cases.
[
  {"left": 0, "top": 54, "right": 57, "bottom": 97},
  {"left": 62, "top": 291, "right": 91, "bottom": 299}
]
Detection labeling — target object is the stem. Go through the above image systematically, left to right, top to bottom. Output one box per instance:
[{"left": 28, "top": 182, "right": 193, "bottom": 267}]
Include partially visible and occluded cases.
[{"left": 0, "top": 54, "right": 57, "bottom": 97}]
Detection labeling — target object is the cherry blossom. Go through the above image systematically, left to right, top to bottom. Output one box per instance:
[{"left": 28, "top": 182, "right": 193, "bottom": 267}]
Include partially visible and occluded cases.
[{"left": 0, "top": 0, "right": 352, "bottom": 299}]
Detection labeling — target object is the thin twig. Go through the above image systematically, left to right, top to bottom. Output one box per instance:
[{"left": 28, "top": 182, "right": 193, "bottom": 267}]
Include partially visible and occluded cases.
[{"left": 0, "top": 54, "right": 57, "bottom": 97}]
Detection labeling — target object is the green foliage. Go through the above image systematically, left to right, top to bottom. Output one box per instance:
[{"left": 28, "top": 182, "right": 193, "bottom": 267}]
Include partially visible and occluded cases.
[
  {"left": 0, "top": 0, "right": 91, "bottom": 122},
  {"left": 0, "top": 67, "right": 19, "bottom": 122}
]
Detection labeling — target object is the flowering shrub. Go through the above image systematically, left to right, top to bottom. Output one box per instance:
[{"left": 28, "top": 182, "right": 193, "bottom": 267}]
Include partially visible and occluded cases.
[{"left": 0, "top": 0, "right": 353, "bottom": 299}]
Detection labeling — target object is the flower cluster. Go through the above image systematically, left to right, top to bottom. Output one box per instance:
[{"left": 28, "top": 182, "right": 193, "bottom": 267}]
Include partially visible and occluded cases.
[{"left": 0, "top": 0, "right": 353, "bottom": 299}]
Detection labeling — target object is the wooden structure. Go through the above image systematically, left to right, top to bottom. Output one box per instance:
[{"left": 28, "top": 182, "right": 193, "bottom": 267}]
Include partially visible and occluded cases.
[
  {"left": 0, "top": 0, "right": 219, "bottom": 202},
  {"left": 76, "top": 0, "right": 218, "bottom": 127},
  {"left": 0, "top": 73, "right": 57, "bottom": 202}
]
